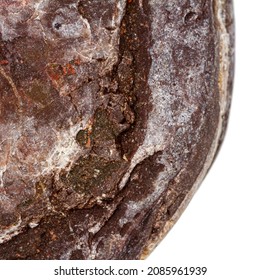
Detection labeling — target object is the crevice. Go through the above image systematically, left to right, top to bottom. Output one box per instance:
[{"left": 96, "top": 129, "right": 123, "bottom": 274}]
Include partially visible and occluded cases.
[
  {"left": 114, "top": 0, "right": 153, "bottom": 159},
  {"left": 67, "top": 92, "right": 80, "bottom": 117}
]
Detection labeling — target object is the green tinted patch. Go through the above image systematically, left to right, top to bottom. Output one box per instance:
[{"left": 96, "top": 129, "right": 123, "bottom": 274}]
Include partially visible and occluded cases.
[
  {"left": 26, "top": 80, "right": 52, "bottom": 105},
  {"left": 67, "top": 156, "right": 122, "bottom": 194}
]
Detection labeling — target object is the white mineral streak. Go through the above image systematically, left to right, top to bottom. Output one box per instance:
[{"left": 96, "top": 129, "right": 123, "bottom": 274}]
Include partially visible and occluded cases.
[
  {"left": 141, "top": 0, "right": 233, "bottom": 257},
  {"left": 217, "top": 0, "right": 231, "bottom": 116},
  {"left": 115, "top": 1, "right": 127, "bottom": 26},
  {"left": 41, "top": 123, "right": 83, "bottom": 175},
  {"left": 0, "top": 144, "right": 9, "bottom": 188},
  {"left": 120, "top": 165, "right": 173, "bottom": 227},
  {"left": 0, "top": 168, "right": 5, "bottom": 189},
  {"left": 0, "top": 216, "right": 22, "bottom": 244},
  {"left": 28, "top": 221, "right": 39, "bottom": 229},
  {"left": 88, "top": 222, "right": 102, "bottom": 234}
]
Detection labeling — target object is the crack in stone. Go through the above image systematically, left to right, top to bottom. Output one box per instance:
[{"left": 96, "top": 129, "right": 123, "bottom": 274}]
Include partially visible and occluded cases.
[{"left": 0, "top": 66, "right": 22, "bottom": 110}]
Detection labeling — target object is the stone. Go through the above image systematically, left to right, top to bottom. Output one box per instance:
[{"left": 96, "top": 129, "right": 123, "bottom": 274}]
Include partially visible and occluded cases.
[{"left": 0, "top": 0, "right": 234, "bottom": 259}]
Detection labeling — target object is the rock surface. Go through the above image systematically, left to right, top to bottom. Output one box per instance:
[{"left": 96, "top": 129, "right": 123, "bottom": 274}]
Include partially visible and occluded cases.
[{"left": 0, "top": 0, "right": 234, "bottom": 259}]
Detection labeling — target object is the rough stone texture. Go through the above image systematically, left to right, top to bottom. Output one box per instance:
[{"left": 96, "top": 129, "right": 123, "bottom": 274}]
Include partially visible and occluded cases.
[{"left": 0, "top": 0, "right": 234, "bottom": 259}]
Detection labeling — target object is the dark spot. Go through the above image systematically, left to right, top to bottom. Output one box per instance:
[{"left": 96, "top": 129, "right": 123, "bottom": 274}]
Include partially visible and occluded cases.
[
  {"left": 184, "top": 11, "right": 197, "bottom": 23},
  {"left": 54, "top": 22, "right": 62, "bottom": 30},
  {"left": 105, "top": 25, "right": 116, "bottom": 31},
  {"left": 76, "top": 129, "right": 89, "bottom": 147}
]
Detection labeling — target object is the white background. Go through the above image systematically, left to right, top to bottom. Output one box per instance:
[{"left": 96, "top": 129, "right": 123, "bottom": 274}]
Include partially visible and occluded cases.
[
  {"left": 1, "top": 1, "right": 260, "bottom": 280},
  {"left": 149, "top": 1, "right": 260, "bottom": 279}
]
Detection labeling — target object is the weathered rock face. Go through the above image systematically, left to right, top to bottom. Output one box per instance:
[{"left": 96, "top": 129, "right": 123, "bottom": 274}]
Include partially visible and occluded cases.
[{"left": 0, "top": 0, "right": 234, "bottom": 259}]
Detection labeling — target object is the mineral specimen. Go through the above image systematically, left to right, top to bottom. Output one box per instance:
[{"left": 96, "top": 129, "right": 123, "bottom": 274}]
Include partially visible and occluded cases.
[{"left": 0, "top": 0, "right": 234, "bottom": 259}]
